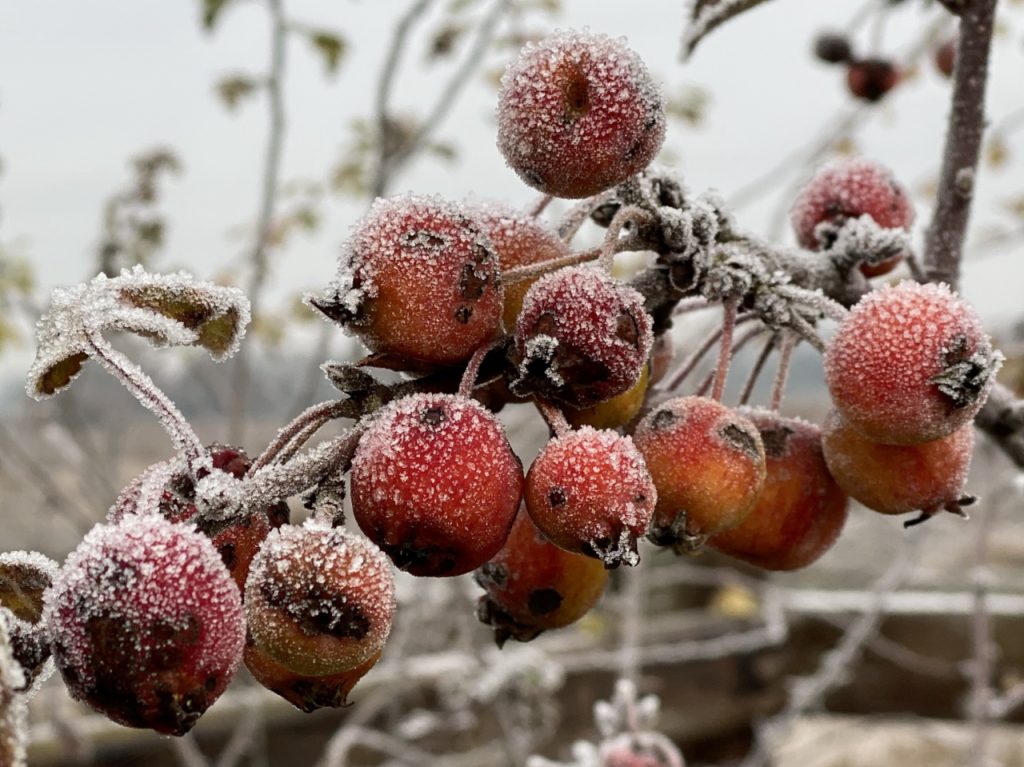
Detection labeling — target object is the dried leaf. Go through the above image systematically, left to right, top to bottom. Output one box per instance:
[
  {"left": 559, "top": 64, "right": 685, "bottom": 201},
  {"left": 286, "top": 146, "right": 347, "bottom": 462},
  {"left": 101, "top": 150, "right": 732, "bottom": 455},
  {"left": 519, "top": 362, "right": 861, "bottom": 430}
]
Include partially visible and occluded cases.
[
  {"left": 202, "top": 0, "right": 233, "bottom": 31},
  {"left": 682, "top": 0, "right": 775, "bottom": 58},
  {"left": 308, "top": 31, "right": 347, "bottom": 76},
  {"left": 215, "top": 74, "right": 260, "bottom": 111},
  {"left": 34, "top": 352, "right": 88, "bottom": 397},
  {"left": 0, "top": 553, "right": 57, "bottom": 625}
]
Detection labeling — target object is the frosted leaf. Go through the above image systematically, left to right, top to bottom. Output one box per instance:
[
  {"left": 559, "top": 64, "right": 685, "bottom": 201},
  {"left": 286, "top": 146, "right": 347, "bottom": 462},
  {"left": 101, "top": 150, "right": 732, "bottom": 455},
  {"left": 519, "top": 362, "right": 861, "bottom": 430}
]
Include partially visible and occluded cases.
[
  {"left": 682, "top": 0, "right": 774, "bottom": 58},
  {"left": 822, "top": 214, "right": 912, "bottom": 274},
  {"left": 27, "top": 266, "right": 250, "bottom": 399},
  {"left": 44, "top": 515, "right": 244, "bottom": 734},
  {"left": 244, "top": 524, "right": 395, "bottom": 676},
  {"left": 0, "top": 616, "right": 27, "bottom": 767}
]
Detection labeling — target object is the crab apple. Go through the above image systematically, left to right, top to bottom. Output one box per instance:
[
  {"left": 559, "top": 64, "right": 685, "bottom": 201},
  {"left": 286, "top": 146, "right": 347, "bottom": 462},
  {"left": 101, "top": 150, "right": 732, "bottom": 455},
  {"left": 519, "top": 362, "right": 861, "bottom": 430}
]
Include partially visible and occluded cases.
[
  {"left": 497, "top": 29, "right": 666, "bottom": 199},
  {"left": 814, "top": 32, "right": 853, "bottom": 64},
  {"left": 934, "top": 38, "right": 956, "bottom": 78},
  {"left": 846, "top": 58, "right": 901, "bottom": 102},
  {"left": 790, "top": 157, "right": 914, "bottom": 276},
  {"left": 309, "top": 194, "right": 503, "bottom": 367},
  {"left": 472, "top": 203, "right": 571, "bottom": 330},
  {"left": 513, "top": 265, "right": 654, "bottom": 410},
  {"left": 825, "top": 281, "right": 1000, "bottom": 445},
  {"left": 566, "top": 363, "right": 650, "bottom": 430},
  {"left": 350, "top": 393, "right": 523, "bottom": 577},
  {"left": 633, "top": 397, "right": 766, "bottom": 551},
  {"left": 822, "top": 409, "right": 975, "bottom": 521},
  {"left": 708, "top": 412, "right": 848, "bottom": 571},
  {"left": 524, "top": 426, "right": 656, "bottom": 568},
  {"left": 110, "top": 445, "right": 289, "bottom": 591},
  {"left": 475, "top": 508, "right": 609, "bottom": 647},
  {"left": 44, "top": 515, "right": 244, "bottom": 735},
  {"left": 245, "top": 524, "right": 394, "bottom": 677},
  {"left": 0, "top": 551, "right": 58, "bottom": 691},
  {"left": 244, "top": 635, "right": 381, "bottom": 713}
]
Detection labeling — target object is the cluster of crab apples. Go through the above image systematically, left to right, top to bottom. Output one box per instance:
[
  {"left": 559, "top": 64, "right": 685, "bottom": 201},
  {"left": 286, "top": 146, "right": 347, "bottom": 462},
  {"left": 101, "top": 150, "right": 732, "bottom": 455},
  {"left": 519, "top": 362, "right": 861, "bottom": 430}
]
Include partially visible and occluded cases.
[{"left": 1, "top": 28, "right": 1001, "bottom": 740}]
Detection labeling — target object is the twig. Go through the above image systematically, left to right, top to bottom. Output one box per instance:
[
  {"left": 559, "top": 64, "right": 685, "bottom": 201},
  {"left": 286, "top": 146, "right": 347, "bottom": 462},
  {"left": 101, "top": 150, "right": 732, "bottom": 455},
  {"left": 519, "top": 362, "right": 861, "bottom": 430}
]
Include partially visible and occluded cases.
[
  {"left": 228, "top": 0, "right": 289, "bottom": 446},
  {"left": 923, "top": 0, "right": 998, "bottom": 289},
  {"left": 739, "top": 333, "right": 777, "bottom": 407},
  {"left": 248, "top": 399, "right": 350, "bottom": 473},
  {"left": 967, "top": 494, "right": 1002, "bottom": 767}
]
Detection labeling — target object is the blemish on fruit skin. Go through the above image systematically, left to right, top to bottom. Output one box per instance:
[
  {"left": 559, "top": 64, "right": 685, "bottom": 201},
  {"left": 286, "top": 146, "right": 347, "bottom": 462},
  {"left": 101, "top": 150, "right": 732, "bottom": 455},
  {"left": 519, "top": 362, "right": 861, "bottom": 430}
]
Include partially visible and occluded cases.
[{"left": 527, "top": 588, "right": 563, "bottom": 616}]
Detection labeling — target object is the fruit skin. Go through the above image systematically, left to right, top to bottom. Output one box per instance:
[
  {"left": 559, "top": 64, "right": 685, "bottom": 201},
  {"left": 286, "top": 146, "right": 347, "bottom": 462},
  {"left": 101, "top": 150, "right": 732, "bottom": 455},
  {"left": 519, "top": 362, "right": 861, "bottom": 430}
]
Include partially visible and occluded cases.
[
  {"left": 497, "top": 29, "right": 665, "bottom": 199},
  {"left": 934, "top": 38, "right": 956, "bottom": 78},
  {"left": 846, "top": 58, "right": 901, "bottom": 102},
  {"left": 790, "top": 157, "right": 914, "bottom": 266},
  {"left": 309, "top": 194, "right": 504, "bottom": 367},
  {"left": 472, "top": 203, "right": 571, "bottom": 331},
  {"left": 513, "top": 266, "right": 654, "bottom": 410},
  {"left": 824, "top": 281, "right": 999, "bottom": 445},
  {"left": 565, "top": 363, "right": 650, "bottom": 430},
  {"left": 350, "top": 393, "right": 524, "bottom": 577},
  {"left": 633, "top": 396, "right": 766, "bottom": 550},
  {"left": 821, "top": 409, "right": 974, "bottom": 518},
  {"left": 708, "top": 411, "right": 848, "bottom": 572},
  {"left": 524, "top": 426, "right": 656, "bottom": 568},
  {"left": 110, "top": 445, "right": 289, "bottom": 591},
  {"left": 475, "top": 508, "right": 609, "bottom": 646},
  {"left": 44, "top": 515, "right": 245, "bottom": 735},
  {"left": 245, "top": 524, "right": 395, "bottom": 678},
  {"left": 243, "top": 635, "right": 381, "bottom": 712}
]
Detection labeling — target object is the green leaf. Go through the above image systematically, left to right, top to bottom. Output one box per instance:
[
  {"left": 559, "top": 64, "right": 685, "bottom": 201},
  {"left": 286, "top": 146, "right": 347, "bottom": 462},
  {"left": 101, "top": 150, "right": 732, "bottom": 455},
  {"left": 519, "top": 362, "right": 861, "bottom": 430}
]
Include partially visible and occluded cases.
[{"left": 308, "top": 31, "right": 347, "bottom": 76}]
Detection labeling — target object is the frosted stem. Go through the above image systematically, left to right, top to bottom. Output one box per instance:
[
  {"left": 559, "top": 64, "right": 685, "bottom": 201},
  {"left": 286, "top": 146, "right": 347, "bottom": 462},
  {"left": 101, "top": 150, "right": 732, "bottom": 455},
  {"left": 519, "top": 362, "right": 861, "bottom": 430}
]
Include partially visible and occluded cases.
[
  {"left": 528, "top": 194, "right": 553, "bottom": 218},
  {"left": 599, "top": 205, "right": 653, "bottom": 273},
  {"left": 711, "top": 298, "right": 739, "bottom": 402},
  {"left": 83, "top": 327, "right": 205, "bottom": 470},
  {"left": 769, "top": 332, "right": 797, "bottom": 411},
  {"left": 739, "top": 333, "right": 777, "bottom": 407},
  {"left": 458, "top": 339, "right": 501, "bottom": 398},
  {"left": 535, "top": 398, "right": 571, "bottom": 438},
  {"left": 249, "top": 399, "right": 350, "bottom": 473}
]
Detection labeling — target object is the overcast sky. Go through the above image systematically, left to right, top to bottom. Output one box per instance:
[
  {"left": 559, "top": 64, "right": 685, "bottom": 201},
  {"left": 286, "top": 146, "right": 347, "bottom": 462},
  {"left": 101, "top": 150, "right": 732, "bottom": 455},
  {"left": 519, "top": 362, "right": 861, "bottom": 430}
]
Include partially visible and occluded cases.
[{"left": 1, "top": 0, "right": 1023, "bottom": 380}]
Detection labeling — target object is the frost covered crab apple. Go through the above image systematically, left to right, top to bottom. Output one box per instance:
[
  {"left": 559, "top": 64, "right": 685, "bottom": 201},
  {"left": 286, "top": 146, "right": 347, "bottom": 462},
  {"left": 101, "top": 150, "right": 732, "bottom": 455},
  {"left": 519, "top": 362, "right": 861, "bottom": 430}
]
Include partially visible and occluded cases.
[
  {"left": 497, "top": 29, "right": 666, "bottom": 199},
  {"left": 308, "top": 194, "right": 504, "bottom": 368},
  {"left": 824, "top": 280, "right": 1001, "bottom": 445},
  {"left": 350, "top": 392, "right": 524, "bottom": 577},
  {"left": 45, "top": 515, "right": 245, "bottom": 735}
]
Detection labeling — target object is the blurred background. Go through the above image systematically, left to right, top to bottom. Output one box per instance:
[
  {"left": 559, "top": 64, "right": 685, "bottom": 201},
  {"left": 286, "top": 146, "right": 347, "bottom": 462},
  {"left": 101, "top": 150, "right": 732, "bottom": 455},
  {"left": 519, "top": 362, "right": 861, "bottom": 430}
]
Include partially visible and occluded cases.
[{"left": 3, "top": 1, "right": 1024, "bottom": 765}]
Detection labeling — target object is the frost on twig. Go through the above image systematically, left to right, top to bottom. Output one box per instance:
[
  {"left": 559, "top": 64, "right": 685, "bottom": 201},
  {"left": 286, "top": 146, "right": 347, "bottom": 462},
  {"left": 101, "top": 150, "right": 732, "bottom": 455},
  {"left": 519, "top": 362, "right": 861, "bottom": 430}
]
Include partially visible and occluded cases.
[
  {"left": 682, "top": 0, "right": 775, "bottom": 59},
  {"left": 26, "top": 266, "right": 250, "bottom": 399},
  {"left": 528, "top": 679, "right": 685, "bottom": 767}
]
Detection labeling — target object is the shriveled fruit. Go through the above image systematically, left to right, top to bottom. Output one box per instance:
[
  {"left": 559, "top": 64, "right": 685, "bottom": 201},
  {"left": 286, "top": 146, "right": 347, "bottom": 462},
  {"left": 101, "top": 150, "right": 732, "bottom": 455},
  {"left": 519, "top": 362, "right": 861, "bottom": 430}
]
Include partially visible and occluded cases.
[
  {"left": 497, "top": 30, "right": 665, "bottom": 198},
  {"left": 309, "top": 194, "right": 503, "bottom": 366},
  {"left": 513, "top": 265, "right": 653, "bottom": 410},
  {"left": 824, "top": 281, "right": 1000, "bottom": 444},
  {"left": 350, "top": 393, "right": 524, "bottom": 577},
  {"left": 634, "top": 396, "right": 766, "bottom": 550},
  {"left": 822, "top": 409, "right": 975, "bottom": 522},
  {"left": 709, "top": 411, "right": 848, "bottom": 571},
  {"left": 524, "top": 426, "right": 656, "bottom": 568},
  {"left": 475, "top": 508, "right": 609, "bottom": 646},
  {"left": 45, "top": 515, "right": 244, "bottom": 735},
  {"left": 245, "top": 523, "right": 394, "bottom": 678},
  {"left": 0, "top": 551, "right": 59, "bottom": 691},
  {"left": 244, "top": 634, "right": 381, "bottom": 712}
]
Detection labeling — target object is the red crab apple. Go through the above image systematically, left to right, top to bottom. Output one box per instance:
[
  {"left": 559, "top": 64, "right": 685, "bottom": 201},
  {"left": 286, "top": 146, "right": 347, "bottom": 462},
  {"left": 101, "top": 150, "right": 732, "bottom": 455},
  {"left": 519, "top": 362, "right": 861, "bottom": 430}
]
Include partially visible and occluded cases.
[
  {"left": 497, "top": 29, "right": 666, "bottom": 199},
  {"left": 709, "top": 411, "right": 848, "bottom": 571},
  {"left": 45, "top": 515, "right": 244, "bottom": 735}
]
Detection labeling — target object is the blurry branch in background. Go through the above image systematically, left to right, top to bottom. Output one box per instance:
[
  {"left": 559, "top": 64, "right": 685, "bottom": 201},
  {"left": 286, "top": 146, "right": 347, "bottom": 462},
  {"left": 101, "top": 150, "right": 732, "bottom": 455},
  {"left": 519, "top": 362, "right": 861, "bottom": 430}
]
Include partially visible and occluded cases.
[{"left": 96, "top": 147, "right": 181, "bottom": 278}]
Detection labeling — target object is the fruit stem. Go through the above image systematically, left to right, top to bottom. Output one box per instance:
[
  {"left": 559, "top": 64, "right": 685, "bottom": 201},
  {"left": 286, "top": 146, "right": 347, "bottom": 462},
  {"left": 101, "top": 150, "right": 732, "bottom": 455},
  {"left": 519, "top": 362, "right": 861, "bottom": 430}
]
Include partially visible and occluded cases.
[
  {"left": 922, "top": 0, "right": 998, "bottom": 290},
  {"left": 557, "top": 189, "right": 617, "bottom": 242},
  {"left": 528, "top": 193, "right": 553, "bottom": 218},
  {"left": 599, "top": 206, "right": 653, "bottom": 273},
  {"left": 502, "top": 247, "right": 602, "bottom": 285},
  {"left": 711, "top": 298, "right": 739, "bottom": 402},
  {"left": 662, "top": 312, "right": 756, "bottom": 394},
  {"left": 83, "top": 327, "right": 205, "bottom": 472},
  {"left": 769, "top": 332, "right": 797, "bottom": 412},
  {"left": 739, "top": 333, "right": 777, "bottom": 406},
  {"left": 458, "top": 339, "right": 501, "bottom": 398},
  {"left": 535, "top": 398, "right": 571, "bottom": 438},
  {"left": 250, "top": 399, "right": 351, "bottom": 474}
]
